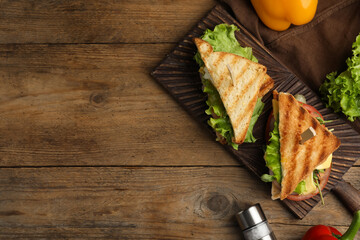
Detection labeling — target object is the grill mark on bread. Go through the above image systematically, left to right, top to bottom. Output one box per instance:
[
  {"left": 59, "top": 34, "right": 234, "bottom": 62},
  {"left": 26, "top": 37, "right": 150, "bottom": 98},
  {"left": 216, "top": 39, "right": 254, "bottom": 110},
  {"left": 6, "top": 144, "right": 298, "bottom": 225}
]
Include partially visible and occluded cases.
[
  {"left": 194, "top": 38, "right": 271, "bottom": 145},
  {"left": 194, "top": 38, "right": 212, "bottom": 58},
  {"left": 211, "top": 52, "right": 225, "bottom": 86},
  {"left": 212, "top": 52, "right": 221, "bottom": 69},
  {"left": 220, "top": 55, "right": 237, "bottom": 89},
  {"left": 230, "top": 55, "right": 239, "bottom": 80},
  {"left": 222, "top": 60, "right": 248, "bottom": 99},
  {"left": 227, "top": 60, "right": 250, "bottom": 91},
  {"left": 236, "top": 61, "right": 250, "bottom": 81},
  {"left": 226, "top": 68, "right": 257, "bottom": 114},
  {"left": 237, "top": 68, "right": 259, "bottom": 97},
  {"left": 231, "top": 69, "right": 265, "bottom": 143},
  {"left": 232, "top": 69, "right": 265, "bottom": 143},
  {"left": 229, "top": 73, "right": 265, "bottom": 139},
  {"left": 215, "top": 74, "right": 225, "bottom": 89},
  {"left": 259, "top": 75, "right": 274, "bottom": 97},
  {"left": 261, "top": 77, "right": 272, "bottom": 90},
  {"left": 222, "top": 83, "right": 233, "bottom": 99},
  {"left": 273, "top": 90, "right": 279, "bottom": 100},
  {"left": 278, "top": 92, "right": 341, "bottom": 200},
  {"left": 233, "top": 94, "right": 258, "bottom": 138},
  {"left": 280, "top": 94, "right": 296, "bottom": 199},
  {"left": 288, "top": 94, "right": 295, "bottom": 104},
  {"left": 232, "top": 96, "right": 258, "bottom": 144},
  {"left": 290, "top": 97, "right": 301, "bottom": 182},
  {"left": 298, "top": 106, "right": 306, "bottom": 146},
  {"left": 300, "top": 106, "right": 306, "bottom": 115},
  {"left": 304, "top": 108, "right": 319, "bottom": 179},
  {"left": 302, "top": 117, "right": 313, "bottom": 179},
  {"left": 311, "top": 118, "right": 318, "bottom": 131},
  {"left": 318, "top": 127, "right": 328, "bottom": 167},
  {"left": 324, "top": 129, "right": 330, "bottom": 137},
  {"left": 303, "top": 136, "right": 313, "bottom": 178},
  {"left": 318, "top": 146, "right": 326, "bottom": 168}
]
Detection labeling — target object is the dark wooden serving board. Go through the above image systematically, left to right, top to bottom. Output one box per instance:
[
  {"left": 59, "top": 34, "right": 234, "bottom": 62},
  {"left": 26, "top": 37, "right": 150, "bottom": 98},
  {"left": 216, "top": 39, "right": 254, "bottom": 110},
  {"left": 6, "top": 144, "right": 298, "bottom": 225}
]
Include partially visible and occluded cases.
[{"left": 151, "top": 4, "right": 360, "bottom": 219}]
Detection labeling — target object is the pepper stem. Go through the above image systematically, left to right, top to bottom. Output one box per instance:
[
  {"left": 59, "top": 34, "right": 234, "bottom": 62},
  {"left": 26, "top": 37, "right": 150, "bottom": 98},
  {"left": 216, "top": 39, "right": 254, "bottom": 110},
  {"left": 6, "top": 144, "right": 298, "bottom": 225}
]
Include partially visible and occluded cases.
[{"left": 340, "top": 210, "right": 360, "bottom": 240}]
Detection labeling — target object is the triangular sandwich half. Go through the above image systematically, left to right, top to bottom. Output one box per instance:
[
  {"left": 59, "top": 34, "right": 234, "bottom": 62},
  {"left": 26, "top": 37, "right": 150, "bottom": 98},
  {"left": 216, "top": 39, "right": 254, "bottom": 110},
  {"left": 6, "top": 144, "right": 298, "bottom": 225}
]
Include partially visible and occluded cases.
[
  {"left": 194, "top": 38, "right": 267, "bottom": 144},
  {"left": 278, "top": 92, "right": 341, "bottom": 200}
]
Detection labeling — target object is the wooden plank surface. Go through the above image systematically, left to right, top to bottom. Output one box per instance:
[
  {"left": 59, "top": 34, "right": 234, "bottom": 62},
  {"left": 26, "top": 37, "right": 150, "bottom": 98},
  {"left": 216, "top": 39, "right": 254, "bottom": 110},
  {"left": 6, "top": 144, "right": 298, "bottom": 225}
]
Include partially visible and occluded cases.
[
  {"left": 0, "top": 0, "right": 359, "bottom": 239},
  {"left": 0, "top": 0, "right": 216, "bottom": 44},
  {"left": 0, "top": 43, "right": 238, "bottom": 167},
  {"left": 0, "top": 166, "right": 359, "bottom": 239}
]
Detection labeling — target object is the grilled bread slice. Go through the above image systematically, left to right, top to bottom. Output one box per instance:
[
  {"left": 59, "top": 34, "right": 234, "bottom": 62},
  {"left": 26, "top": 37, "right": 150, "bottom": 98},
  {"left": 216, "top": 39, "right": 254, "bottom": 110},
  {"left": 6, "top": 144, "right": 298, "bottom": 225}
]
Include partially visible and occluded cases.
[
  {"left": 194, "top": 38, "right": 267, "bottom": 144},
  {"left": 259, "top": 74, "right": 274, "bottom": 98},
  {"left": 278, "top": 92, "right": 341, "bottom": 200}
]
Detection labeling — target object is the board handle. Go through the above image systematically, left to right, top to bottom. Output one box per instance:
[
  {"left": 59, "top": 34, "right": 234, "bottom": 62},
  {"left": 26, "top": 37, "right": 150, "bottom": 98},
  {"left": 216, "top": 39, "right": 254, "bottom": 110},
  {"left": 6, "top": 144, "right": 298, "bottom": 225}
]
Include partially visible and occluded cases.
[{"left": 333, "top": 180, "right": 360, "bottom": 214}]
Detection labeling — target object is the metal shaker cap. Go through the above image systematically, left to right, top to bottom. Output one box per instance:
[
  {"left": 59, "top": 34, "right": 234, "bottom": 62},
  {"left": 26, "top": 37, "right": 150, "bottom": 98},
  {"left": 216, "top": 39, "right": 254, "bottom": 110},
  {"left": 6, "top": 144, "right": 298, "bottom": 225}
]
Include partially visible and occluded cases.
[
  {"left": 236, "top": 203, "right": 266, "bottom": 230},
  {"left": 236, "top": 204, "right": 277, "bottom": 240}
]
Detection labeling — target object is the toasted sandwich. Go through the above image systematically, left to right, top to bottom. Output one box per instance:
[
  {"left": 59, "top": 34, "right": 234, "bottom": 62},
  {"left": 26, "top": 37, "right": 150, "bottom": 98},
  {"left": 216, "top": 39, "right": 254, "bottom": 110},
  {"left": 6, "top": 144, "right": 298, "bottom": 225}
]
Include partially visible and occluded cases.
[
  {"left": 194, "top": 24, "right": 274, "bottom": 149},
  {"left": 262, "top": 91, "right": 341, "bottom": 201}
]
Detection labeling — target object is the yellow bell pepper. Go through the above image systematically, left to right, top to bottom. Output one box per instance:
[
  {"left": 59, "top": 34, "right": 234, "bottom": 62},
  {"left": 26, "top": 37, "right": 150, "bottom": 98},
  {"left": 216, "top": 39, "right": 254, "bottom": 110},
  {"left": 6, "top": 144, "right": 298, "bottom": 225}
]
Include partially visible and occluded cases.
[{"left": 251, "top": 0, "right": 318, "bottom": 31}]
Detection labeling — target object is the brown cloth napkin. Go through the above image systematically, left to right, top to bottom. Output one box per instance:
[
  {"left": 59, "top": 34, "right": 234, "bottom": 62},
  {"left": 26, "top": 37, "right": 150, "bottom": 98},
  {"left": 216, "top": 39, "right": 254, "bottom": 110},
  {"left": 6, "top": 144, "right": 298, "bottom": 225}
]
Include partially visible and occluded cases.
[{"left": 222, "top": 0, "right": 360, "bottom": 93}]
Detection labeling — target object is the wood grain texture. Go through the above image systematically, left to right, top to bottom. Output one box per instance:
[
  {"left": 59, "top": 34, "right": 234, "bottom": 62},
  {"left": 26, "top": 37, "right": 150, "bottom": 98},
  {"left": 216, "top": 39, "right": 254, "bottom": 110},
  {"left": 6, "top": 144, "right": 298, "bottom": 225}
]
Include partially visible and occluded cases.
[
  {"left": 0, "top": 0, "right": 216, "bottom": 44},
  {"left": 0, "top": 0, "right": 359, "bottom": 239},
  {"left": 151, "top": 4, "right": 360, "bottom": 218},
  {"left": 0, "top": 43, "right": 241, "bottom": 167},
  {"left": 0, "top": 166, "right": 359, "bottom": 240},
  {"left": 333, "top": 180, "right": 360, "bottom": 213}
]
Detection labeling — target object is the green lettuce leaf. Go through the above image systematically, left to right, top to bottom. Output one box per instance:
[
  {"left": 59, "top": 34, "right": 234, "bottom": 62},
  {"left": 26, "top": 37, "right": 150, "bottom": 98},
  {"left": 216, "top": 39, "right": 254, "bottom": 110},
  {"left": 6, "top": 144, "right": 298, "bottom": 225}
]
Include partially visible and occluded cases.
[
  {"left": 194, "top": 24, "right": 258, "bottom": 66},
  {"left": 196, "top": 24, "right": 263, "bottom": 149},
  {"left": 320, "top": 33, "right": 360, "bottom": 121},
  {"left": 194, "top": 51, "right": 204, "bottom": 67},
  {"left": 202, "top": 72, "right": 226, "bottom": 118},
  {"left": 201, "top": 74, "right": 237, "bottom": 149},
  {"left": 203, "top": 75, "right": 263, "bottom": 150},
  {"left": 244, "top": 98, "right": 265, "bottom": 142},
  {"left": 208, "top": 117, "right": 239, "bottom": 150},
  {"left": 262, "top": 118, "right": 309, "bottom": 195},
  {"left": 263, "top": 119, "right": 281, "bottom": 183},
  {"left": 261, "top": 174, "right": 276, "bottom": 183},
  {"left": 294, "top": 181, "right": 307, "bottom": 195}
]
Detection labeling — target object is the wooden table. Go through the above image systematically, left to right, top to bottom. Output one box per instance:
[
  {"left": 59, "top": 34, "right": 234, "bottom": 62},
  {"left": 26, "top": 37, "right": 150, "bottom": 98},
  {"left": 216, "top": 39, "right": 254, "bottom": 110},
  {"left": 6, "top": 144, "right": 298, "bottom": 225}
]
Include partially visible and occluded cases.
[{"left": 0, "top": 1, "right": 359, "bottom": 239}]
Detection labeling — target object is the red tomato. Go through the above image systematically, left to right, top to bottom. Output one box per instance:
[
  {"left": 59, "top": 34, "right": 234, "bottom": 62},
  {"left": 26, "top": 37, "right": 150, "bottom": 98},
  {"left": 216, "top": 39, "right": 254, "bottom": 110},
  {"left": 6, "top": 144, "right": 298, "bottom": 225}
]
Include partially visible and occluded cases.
[
  {"left": 265, "top": 100, "right": 330, "bottom": 201},
  {"left": 300, "top": 103, "right": 324, "bottom": 120},
  {"left": 265, "top": 111, "right": 274, "bottom": 143}
]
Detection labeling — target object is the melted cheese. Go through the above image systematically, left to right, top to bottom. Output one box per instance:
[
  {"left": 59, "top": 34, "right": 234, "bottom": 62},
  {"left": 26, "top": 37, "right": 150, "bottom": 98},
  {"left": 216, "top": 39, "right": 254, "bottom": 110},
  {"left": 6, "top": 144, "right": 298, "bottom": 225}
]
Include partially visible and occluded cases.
[
  {"left": 316, "top": 154, "right": 332, "bottom": 170},
  {"left": 301, "top": 172, "right": 317, "bottom": 195}
]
